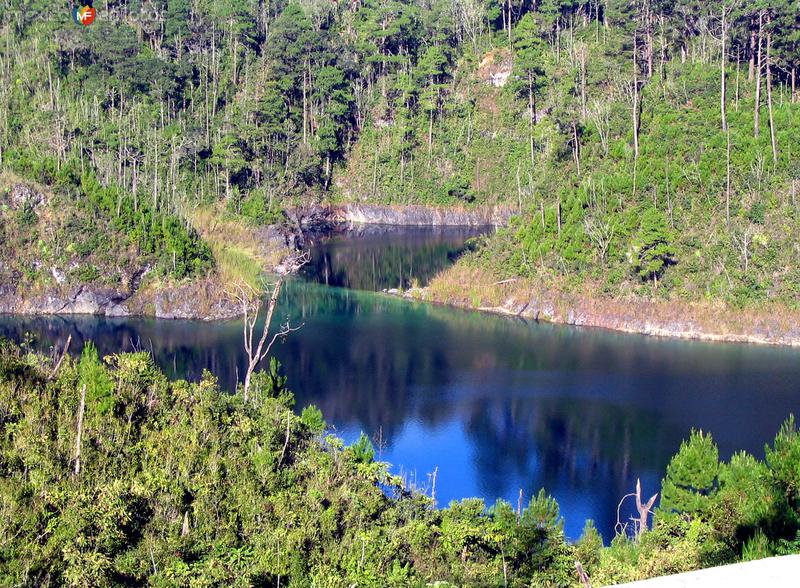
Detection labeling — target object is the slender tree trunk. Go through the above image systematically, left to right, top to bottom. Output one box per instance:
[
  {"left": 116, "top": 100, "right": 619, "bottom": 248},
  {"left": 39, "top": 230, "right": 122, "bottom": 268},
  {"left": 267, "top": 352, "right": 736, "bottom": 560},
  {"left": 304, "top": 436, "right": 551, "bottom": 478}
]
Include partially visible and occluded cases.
[
  {"left": 507, "top": 0, "right": 512, "bottom": 45},
  {"left": 646, "top": 3, "right": 653, "bottom": 78},
  {"left": 720, "top": 5, "right": 727, "bottom": 132},
  {"left": 754, "top": 12, "right": 763, "bottom": 138},
  {"left": 748, "top": 26, "right": 756, "bottom": 80},
  {"left": 766, "top": 27, "right": 777, "bottom": 164},
  {"left": 632, "top": 36, "right": 640, "bottom": 160},
  {"left": 580, "top": 48, "right": 587, "bottom": 118},
  {"left": 735, "top": 50, "right": 740, "bottom": 110},
  {"left": 302, "top": 67, "right": 308, "bottom": 145},
  {"left": 528, "top": 72, "right": 536, "bottom": 170},
  {"left": 427, "top": 109, "right": 433, "bottom": 161},
  {"left": 572, "top": 120, "right": 581, "bottom": 176},
  {"left": 726, "top": 127, "right": 732, "bottom": 229},
  {"left": 557, "top": 197, "right": 562, "bottom": 235},
  {"left": 73, "top": 384, "right": 87, "bottom": 477},
  {"left": 634, "top": 479, "right": 658, "bottom": 538}
]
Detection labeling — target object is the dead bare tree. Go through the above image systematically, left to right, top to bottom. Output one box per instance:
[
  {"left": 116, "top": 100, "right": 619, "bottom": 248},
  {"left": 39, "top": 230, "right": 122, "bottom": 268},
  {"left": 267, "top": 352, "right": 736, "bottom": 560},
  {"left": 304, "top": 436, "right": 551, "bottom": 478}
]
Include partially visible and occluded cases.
[
  {"left": 588, "top": 99, "right": 610, "bottom": 156},
  {"left": 584, "top": 214, "right": 616, "bottom": 267},
  {"left": 731, "top": 224, "right": 754, "bottom": 275},
  {"left": 235, "top": 252, "right": 309, "bottom": 402},
  {"left": 50, "top": 334, "right": 72, "bottom": 380},
  {"left": 73, "top": 383, "right": 87, "bottom": 478},
  {"left": 615, "top": 478, "right": 658, "bottom": 539},
  {"left": 634, "top": 478, "right": 658, "bottom": 538},
  {"left": 575, "top": 560, "right": 592, "bottom": 588}
]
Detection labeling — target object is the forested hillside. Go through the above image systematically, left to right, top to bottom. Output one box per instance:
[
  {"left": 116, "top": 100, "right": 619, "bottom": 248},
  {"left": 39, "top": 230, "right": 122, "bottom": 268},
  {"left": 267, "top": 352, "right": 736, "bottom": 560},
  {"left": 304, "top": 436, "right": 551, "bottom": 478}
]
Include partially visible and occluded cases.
[
  {"left": 1, "top": 0, "right": 799, "bottom": 316},
  {"left": 2, "top": 338, "right": 800, "bottom": 586}
]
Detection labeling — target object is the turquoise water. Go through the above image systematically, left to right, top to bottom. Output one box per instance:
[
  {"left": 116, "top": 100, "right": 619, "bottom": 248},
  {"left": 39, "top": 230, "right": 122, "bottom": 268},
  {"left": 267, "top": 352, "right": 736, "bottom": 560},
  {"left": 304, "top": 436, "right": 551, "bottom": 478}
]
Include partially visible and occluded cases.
[{"left": 2, "top": 225, "right": 799, "bottom": 540}]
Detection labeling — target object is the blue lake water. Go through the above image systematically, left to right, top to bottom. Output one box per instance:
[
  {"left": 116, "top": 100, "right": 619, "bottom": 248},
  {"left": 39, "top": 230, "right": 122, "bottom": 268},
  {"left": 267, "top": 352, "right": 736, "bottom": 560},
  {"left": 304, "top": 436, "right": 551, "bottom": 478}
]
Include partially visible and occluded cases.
[{"left": 1, "top": 225, "right": 799, "bottom": 540}]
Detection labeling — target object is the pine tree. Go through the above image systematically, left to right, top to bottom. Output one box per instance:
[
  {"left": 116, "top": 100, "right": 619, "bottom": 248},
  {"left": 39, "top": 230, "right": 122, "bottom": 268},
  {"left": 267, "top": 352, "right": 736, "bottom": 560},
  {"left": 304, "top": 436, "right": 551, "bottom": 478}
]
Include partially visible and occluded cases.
[
  {"left": 632, "top": 207, "right": 675, "bottom": 286},
  {"left": 660, "top": 430, "right": 720, "bottom": 515}
]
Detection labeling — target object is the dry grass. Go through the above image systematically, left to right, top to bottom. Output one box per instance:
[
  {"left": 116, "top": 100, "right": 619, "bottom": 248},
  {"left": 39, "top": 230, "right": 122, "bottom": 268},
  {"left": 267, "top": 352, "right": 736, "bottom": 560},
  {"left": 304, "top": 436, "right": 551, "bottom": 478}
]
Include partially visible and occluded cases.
[
  {"left": 190, "top": 206, "right": 287, "bottom": 291},
  {"left": 427, "top": 263, "right": 800, "bottom": 346}
]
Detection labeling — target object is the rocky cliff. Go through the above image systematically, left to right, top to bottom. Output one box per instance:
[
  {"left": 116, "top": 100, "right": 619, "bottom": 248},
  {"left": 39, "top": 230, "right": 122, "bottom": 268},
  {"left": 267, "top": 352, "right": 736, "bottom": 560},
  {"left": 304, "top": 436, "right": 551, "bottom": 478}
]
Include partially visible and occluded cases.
[
  {"left": 334, "top": 203, "right": 513, "bottom": 226},
  {"left": 0, "top": 277, "right": 241, "bottom": 320}
]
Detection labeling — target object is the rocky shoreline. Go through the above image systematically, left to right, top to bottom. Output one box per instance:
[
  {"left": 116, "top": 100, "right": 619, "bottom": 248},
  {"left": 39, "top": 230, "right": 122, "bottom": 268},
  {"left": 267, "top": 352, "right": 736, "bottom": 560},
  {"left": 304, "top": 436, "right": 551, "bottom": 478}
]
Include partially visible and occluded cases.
[
  {"left": 0, "top": 277, "right": 242, "bottom": 320},
  {"left": 390, "top": 278, "right": 800, "bottom": 347}
]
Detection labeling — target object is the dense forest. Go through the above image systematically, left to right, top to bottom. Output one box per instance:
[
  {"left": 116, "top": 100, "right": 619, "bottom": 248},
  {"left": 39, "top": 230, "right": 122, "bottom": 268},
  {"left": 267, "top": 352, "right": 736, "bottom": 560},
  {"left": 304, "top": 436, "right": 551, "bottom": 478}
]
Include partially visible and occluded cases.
[
  {"left": 0, "top": 0, "right": 798, "bottom": 308},
  {"left": 2, "top": 2, "right": 800, "bottom": 585},
  {"left": 1, "top": 338, "right": 799, "bottom": 586}
]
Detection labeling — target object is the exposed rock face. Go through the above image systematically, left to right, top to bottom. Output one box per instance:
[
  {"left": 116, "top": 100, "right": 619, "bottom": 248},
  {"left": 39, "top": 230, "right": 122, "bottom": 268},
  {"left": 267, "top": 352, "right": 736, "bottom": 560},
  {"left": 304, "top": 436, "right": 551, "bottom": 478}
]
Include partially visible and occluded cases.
[
  {"left": 477, "top": 49, "right": 513, "bottom": 87},
  {"left": 6, "top": 184, "right": 46, "bottom": 209},
  {"left": 335, "top": 203, "right": 513, "bottom": 227},
  {"left": 0, "top": 278, "right": 241, "bottom": 320},
  {"left": 0, "top": 285, "right": 129, "bottom": 317}
]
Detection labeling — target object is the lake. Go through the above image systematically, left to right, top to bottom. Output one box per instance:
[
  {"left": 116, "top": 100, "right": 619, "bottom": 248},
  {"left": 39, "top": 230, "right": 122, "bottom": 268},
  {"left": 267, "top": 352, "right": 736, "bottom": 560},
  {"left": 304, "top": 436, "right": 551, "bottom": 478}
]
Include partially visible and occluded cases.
[{"left": 1, "top": 224, "right": 799, "bottom": 540}]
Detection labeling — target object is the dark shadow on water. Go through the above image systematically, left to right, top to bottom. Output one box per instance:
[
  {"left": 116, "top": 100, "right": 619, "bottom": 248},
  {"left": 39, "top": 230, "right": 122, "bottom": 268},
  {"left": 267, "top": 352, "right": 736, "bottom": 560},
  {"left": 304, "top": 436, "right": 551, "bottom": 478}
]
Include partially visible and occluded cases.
[{"left": 300, "top": 224, "right": 490, "bottom": 291}]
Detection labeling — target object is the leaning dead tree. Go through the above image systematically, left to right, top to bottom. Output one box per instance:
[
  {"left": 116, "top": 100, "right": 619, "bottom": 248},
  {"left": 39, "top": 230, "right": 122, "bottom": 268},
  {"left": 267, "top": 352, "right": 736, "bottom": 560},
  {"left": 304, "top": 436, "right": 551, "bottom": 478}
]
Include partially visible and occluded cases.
[
  {"left": 234, "top": 252, "right": 309, "bottom": 402},
  {"left": 615, "top": 478, "right": 658, "bottom": 539}
]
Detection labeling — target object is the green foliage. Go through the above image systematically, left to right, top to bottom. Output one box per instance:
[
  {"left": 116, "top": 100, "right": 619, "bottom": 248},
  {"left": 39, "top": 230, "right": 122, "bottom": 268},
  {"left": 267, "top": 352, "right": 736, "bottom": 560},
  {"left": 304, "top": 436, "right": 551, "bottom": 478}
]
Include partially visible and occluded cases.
[
  {"left": 2, "top": 0, "right": 799, "bottom": 309},
  {"left": 632, "top": 208, "right": 676, "bottom": 283},
  {"left": 0, "top": 339, "right": 587, "bottom": 587},
  {"left": 2, "top": 340, "right": 800, "bottom": 585},
  {"left": 78, "top": 342, "right": 114, "bottom": 415},
  {"left": 300, "top": 404, "right": 326, "bottom": 434},
  {"left": 765, "top": 415, "right": 800, "bottom": 532},
  {"left": 660, "top": 430, "right": 720, "bottom": 516},
  {"left": 350, "top": 431, "right": 376, "bottom": 464},
  {"left": 575, "top": 520, "right": 603, "bottom": 573}
]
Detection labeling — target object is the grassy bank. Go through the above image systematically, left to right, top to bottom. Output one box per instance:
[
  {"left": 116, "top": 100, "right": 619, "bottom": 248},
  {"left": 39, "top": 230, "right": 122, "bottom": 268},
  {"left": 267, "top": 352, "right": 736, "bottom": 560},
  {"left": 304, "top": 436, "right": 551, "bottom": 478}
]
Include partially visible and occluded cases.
[
  {"left": 190, "top": 207, "right": 288, "bottom": 291},
  {"left": 422, "top": 261, "right": 800, "bottom": 346}
]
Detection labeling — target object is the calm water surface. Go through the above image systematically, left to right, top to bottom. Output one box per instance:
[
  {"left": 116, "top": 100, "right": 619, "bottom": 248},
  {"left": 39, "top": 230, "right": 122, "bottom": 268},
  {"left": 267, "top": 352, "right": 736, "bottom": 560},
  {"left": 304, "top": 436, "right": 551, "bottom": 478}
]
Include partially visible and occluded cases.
[{"left": 2, "top": 225, "right": 799, "bottom": 540}]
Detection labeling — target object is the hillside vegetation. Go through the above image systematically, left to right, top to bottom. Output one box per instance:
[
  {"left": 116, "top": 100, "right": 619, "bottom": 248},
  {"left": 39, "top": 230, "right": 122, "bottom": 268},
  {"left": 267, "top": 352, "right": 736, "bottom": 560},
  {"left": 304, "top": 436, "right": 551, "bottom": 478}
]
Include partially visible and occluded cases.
[
  {"left": 1, "top": 1, "right": 798, "bottom": 310},
  {"left": 338, "top": 4, "right": 800, "bottom": 309},
  {"left": 2, "top": 338, "right": 800, "bottom": 586}
]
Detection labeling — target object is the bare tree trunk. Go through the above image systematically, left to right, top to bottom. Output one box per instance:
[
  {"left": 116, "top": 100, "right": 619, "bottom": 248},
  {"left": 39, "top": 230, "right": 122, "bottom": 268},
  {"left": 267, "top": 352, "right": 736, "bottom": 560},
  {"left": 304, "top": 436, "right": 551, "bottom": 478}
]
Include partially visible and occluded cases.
[
  {"left": 507, "top": 0, "right": 512, "bottom": 45},
  {"left": 645, "top": 2, "right": 653, "bottom": 78},
  {"left": 720, "top": 5, "right": 728, "bottom": 132},
  {"left": 754, "top": 11, "right": 763, "bottom": 138},
  {"left": 766, "top": 26, "right": 777, "bottom": 164},
  {"left": 632, "top": 37, "right": 640, "bottom": 160},
  {"left": 580, "top": 47, "right": 587, "bottom": 119},
  {"left": 735, "top": 50, "right": 741, "bottom": 111},
  {"left": 528, "top": 72, "right": 536, "bottom": 170},
  {"left": 427, "top": 109, "right": 433, "bottom": 161},
  {"left": 572, "top": 120, "right": 581, "bottom": 176},
  {"left": 726, "top": 127, "right": 732, "bottom": 229},
  {"left": 557, "top": 197, "right": 562, "bottom": 235},
  {"left": 239, "top": 254, "right": 308, "bottom": 402},
  {"left": 243, "top": 279, "right": 283, "bottom": 402},
  {"left": 50, "top": 335, "right": 72, "bottom": 380},
  {"left": 73, "top": 384, "right": 87, "bottom": 477},
  {"left": 277, "top": 410, "right": 291, "bottom": 467},
  {"left": 635, "top": 478, "right": 658, "bottom": 538},
  {"left": 575, "top": 561, "right": 592, "bottom": 588}
]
